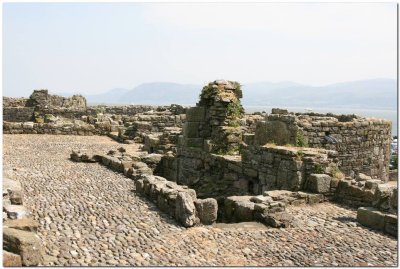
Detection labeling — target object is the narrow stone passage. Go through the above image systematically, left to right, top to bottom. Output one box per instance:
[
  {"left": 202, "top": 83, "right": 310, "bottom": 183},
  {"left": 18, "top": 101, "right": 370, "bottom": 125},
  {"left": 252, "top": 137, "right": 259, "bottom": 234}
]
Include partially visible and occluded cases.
[{"left": 3, "top": 135, "right": 397, "bottom": 266}]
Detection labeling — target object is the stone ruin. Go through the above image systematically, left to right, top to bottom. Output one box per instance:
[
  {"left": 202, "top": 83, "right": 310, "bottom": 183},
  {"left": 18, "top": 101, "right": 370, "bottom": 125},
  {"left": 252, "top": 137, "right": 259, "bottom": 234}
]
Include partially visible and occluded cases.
[
  {"left": 2, "top": 80, "right": 397, "bottom": 265},
  {"left": 3, "top": 89, "right": 87, "bottom": 123},
  {"left": 3, "top": 177, "right": 43, "bottom": 266}
]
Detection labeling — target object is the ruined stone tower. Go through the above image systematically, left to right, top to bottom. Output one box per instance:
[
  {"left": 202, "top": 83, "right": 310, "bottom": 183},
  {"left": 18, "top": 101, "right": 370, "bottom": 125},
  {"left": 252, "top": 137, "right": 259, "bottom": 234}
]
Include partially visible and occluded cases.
[{"left": 180, "top": 80, "right": 244, "bottom": 154}]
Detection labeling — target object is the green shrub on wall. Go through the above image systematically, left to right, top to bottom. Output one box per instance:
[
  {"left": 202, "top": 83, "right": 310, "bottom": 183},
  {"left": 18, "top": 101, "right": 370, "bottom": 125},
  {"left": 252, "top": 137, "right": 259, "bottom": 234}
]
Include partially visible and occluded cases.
[{"left": 296, "top": 130, "right": 308, "bottom": 147}]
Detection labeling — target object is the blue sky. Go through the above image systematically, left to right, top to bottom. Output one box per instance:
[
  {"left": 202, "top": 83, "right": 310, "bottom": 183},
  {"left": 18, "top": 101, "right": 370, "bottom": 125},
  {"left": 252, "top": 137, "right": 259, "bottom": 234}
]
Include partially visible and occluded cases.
[{"left": 3, "top": 2, "right": 397, "bottom": 97}]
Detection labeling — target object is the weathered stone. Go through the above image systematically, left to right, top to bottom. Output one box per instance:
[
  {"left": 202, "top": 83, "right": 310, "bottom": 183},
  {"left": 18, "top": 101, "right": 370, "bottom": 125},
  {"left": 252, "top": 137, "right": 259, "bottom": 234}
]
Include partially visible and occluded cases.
[
  {"left": 186, "top": 107, "right": 205, "bottom": 122},
  {"left": 356, "top": 173, "right": 372, "bottom": 182},
  {"left": 307, "top": 174, "right": 332, "bottom": 193},
  {"left": 365, "top": 179, "right": 382, "bottom": 190},
  {"left": 373, "top": 184, "right": 395, "bottom": 211},
  {"left": 389, "top": 188, "right": 397, "bottom": 210},
  {"left": 175, "top": 192, "right": 197, "bottom": 227},
  {"left": 307, "top": 193, "right": 324, "bottom": 204},
  {"left": 250, "top": 195, "right": 273, "bottom": 204},
  {"left": 194, "top": 198, "right": 218, "bottom": 225},
  {"left": 234, "top": 201, "right": 255, "bottom": 222},
  {"left": 4, "top": 205, "right": 27, "bottom": 219},
  {"left": 357, "top": 207, "right": 385, "bottom": 230},
  {"left": 262, "top": 212, "right": 294, "bottom": 228},
  {"left": 384, "top": 214, "right": 398, "bottom": 237},
  {"left": 4, "top": 218, "right": 40, "bottom": 232},
  {"left": 3, "top": 228, "right": 43, "bottom": 266},
  {"left": 3, "top": 251, "right": 22, "bottom": 267}
]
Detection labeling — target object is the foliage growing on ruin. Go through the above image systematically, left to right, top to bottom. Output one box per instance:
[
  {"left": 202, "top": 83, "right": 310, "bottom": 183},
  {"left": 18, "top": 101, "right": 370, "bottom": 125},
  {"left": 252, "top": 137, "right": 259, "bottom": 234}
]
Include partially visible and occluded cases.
[
  {"left": 199, "top": 85, "right": 214, "bottom": 101},
  {"left": 227, "top": 100, "right": 242, "bottom": 119},
  {"left": 227, "top": 119, "right": 241, "bottom": 128},
  {"left": 296, "top": 130, "right": 308, "bottom": 147},
  {"left": 295, "top": 150, "right": 304, "bottom": 161},
  {"left": 314, "top": 163, "right": 325, "bottom": 174},
  {"left": 329, "top": 164, "right": 345, "bottom": 179}
]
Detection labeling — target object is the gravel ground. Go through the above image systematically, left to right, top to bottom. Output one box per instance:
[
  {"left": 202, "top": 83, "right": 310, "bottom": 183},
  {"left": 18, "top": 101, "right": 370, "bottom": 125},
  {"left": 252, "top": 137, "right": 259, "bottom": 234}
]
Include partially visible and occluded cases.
[{"left": 3, "top": 134, "right": 398, "bottom": 266}]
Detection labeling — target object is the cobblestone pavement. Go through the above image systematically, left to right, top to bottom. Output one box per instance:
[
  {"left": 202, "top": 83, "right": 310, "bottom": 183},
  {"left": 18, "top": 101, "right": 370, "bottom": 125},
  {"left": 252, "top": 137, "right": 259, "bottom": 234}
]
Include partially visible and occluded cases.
[{"left": 3, "top": 134, "right": 398, "bottom": 266}]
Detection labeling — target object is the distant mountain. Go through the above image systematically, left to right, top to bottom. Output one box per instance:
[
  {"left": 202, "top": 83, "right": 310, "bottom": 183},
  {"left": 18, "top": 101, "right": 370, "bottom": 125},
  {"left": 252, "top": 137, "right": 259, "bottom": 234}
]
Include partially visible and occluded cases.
[
  {"left": 83, "top": 78, "right": 396, "bottom": 110},
  {"left": 241, "top": 78, "right": 397, "bottom": 109},
  {"left": 86, "top": 88, "right": 131, "bottom": 104}
]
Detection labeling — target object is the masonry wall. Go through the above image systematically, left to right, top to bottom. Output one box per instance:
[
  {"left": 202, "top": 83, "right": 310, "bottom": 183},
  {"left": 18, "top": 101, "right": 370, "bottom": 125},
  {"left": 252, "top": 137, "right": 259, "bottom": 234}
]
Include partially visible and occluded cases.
[
  {"left": 86, "top": 104, "right": 186, "bottom": 117},
  {"left": 3, "top": 107, "right": 34, "bottom": 122},
  {"left": 255, "top": 112, "right": 392, "bottom": 181},
  {"left": 3, "top": 122, "right": 109, "bottom": 136},
  {"left": 160, "top": 142, "right": 338, "bottom": 200}
]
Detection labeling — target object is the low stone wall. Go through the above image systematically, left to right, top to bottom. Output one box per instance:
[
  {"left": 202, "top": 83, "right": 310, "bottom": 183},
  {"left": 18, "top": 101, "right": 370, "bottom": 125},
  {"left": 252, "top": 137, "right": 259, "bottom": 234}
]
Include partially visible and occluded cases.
[
  {"left": 86, "top": 104, "right": 186, "bottom": 117},
  {"left": 3, "top": 121, "right": 110, "bottom": 136},
  {"left": 165, "top": 143, "right": 338, "bottom": 200},
  {"left": 70, "top": 149, "right": 218, "bottom": 228},
  {"left": 135, "top": 175, "right": 218, "bottom": 227},
  {"left": 334, "top": 176, "right": 397, "bottom": 209},
  {"left": 3, "top": 178, "right": 44, "bottom": 266},
  {"left": 223, "top": 190, "right": 325, "bottom": 227},
  {"left": 357, "top": 207, "right": 397, "bottom": 237}
]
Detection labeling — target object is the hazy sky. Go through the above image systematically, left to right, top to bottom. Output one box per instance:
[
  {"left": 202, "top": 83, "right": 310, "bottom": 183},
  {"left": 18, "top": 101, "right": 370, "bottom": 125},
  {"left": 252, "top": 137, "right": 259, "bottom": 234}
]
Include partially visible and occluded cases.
[{"left": 3, "top": 2, "right": 397, "bottom": 97}]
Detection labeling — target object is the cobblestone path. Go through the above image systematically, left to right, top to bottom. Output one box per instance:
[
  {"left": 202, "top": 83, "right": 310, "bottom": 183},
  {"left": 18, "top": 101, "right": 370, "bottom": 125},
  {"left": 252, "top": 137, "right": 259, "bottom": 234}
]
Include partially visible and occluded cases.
[{"left": 3, "top": 135, "right": 397, "bottom": 266}]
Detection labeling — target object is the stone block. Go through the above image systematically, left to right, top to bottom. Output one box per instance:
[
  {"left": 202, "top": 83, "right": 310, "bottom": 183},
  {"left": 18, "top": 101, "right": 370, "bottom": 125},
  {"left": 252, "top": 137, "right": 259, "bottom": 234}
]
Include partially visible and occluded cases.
[
  {"left": 186, "top": 107, "right": 205, "bottom": 122},
  {"left": 356, "top": 173, "right": 372, "bottom": 182},
  {"left": 307, "top": 174, "right": 332, "bottom": 193},
  {"left": 3, "top": 178, "right": 23, "bottom": 204},
  {"left": 135, "top": 179, "right": 144, "bottom": 193},
  {"left": 365, "top": 179, "right": 382, "bottom": 190},
  {"left": 373, "top": 184, "right": 395, "bottom": 211},
  {"left": 390, "top": 188, "right": 397, "bottom": 210},
  {"left": 175, "top": 192, "right": 197, "bottom": 227},
  {"left": 307, "top": 193, "right": 324, "bottom": 204},
  {"left": 250, "top": 195, "right": 273, "bottom": 204},
  {"left": 194, "top": 198, "right": 218, "bottom": 225},
  {"left": 234, "top": 201, "right": 255, "bottom": 222},
  {"left": 4, "top": 205, "right": 27, "bottom": 220},
  {"left": 357, "top": 207, "right": 385, "bottom": 231},
  {"left": 262, "top": 212, "right": 294, "bottom": 228},
  {"left": 384, "top": 214, "right": 397, "bottom": 237},
  {"left": 4, "top": 218, "right": 39, "bottom": 232},
  {"left": 3, "top": 228, "right": 43, "bottom": 266},
  {"left": 3, "top": 251, "right": 22, "bottom": 267}
]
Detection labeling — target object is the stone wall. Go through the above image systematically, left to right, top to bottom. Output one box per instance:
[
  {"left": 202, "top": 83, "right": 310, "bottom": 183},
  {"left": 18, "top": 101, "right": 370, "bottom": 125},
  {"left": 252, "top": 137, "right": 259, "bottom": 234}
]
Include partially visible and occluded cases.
[
  {"left": 27, "top": 89, "right": 86, "bottom": 111},
  {"left": 3, "top": 97, "right": 29, "bottom": 107},
  {"left": 86, "top": 104, "right": 185, "bottom": 117},
  {"left": 3, "top": 107, "right": 35, "bottom": 122},
  {"left": 254, "top": 110, "right": 392, "bottom": 181},
  {"left": 3, "top": 121, "right": 109, "bottom": 136},
  {"left": 241, "top": 144, "right": 338, "bottom": 194},
  {"left": 70, "top": 148, "right": 218, "bottom": 227},
  {"left": 223, "top": 190, "right": 325, "bottom": 227}
]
